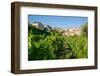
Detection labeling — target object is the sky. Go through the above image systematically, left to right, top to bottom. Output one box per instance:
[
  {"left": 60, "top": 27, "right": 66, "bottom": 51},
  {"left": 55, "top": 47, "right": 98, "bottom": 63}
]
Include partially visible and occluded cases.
[{"left": 28, "top": 15, "right": 88, "bottom": 29}]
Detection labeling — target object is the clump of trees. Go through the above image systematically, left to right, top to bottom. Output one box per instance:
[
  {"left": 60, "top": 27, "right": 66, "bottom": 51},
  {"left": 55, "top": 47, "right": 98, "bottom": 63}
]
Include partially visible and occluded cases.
[
  {"left": 81, "top": 22, "right": 88, "bottom": 37},
  {"left": 28, "top": 23, "right": 88, "bottom": 60}
]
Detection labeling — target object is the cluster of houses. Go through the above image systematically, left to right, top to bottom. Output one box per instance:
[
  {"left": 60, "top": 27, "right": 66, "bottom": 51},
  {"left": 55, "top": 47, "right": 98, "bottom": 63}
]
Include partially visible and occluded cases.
[
  {"left": 30, "top": 22, "right": 81, "bottom": 36},
  {"left": 62, "top": 28, "right": 81, "bottom": 36}
]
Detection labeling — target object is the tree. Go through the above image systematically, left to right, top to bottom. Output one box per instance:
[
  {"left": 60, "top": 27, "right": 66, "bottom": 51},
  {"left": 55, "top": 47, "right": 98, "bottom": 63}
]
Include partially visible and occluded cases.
[{"left": 81, "top": 22, "right": 88, "bottom": 37}]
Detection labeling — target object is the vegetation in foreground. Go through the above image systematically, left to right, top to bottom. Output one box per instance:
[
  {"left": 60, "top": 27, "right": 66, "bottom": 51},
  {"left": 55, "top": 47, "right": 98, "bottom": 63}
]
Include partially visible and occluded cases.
[{"left": 28, "top": 23, "right": 88, "bottom": 60}]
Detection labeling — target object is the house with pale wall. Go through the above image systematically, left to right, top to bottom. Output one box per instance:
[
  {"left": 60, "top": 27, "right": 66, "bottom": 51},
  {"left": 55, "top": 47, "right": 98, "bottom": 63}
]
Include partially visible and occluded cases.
[
  {"left": 32, "top": 22, "right": 44, "bottom": 30},
  {"left": 32, "top": 22, "right": 51, "bottom": 31},
  {"left": 63, "top": 28, "right": 81, "bottom": 36}
]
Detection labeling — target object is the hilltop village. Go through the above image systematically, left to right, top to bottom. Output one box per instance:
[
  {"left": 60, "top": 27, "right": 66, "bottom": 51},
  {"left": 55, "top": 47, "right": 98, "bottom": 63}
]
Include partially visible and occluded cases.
[{"left": 30, "top": 22, "right": 81, "bottom": 36}]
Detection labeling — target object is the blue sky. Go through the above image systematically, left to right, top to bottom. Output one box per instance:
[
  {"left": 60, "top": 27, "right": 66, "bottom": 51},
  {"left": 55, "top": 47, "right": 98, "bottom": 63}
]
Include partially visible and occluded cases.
[{"left": 28, "top": 15, "right": 88, "bottom": 29}]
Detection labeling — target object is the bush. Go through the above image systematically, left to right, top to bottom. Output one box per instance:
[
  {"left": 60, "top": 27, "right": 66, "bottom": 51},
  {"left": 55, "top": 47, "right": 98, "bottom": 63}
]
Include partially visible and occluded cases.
[{"left": 65, "top": 35, "right": 88, "bottom": 58}]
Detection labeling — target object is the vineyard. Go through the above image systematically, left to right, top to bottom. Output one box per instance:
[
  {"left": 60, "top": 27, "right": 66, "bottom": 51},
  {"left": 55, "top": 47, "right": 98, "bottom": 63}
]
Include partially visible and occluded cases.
[{"left": 28, "top": 23, "right": 88, "bottom": 60}]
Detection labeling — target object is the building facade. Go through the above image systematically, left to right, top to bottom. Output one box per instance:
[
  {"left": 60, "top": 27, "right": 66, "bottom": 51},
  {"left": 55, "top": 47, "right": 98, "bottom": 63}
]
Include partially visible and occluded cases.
[{"left": 63, "top": 28, "right": 81, "bottom": 36}]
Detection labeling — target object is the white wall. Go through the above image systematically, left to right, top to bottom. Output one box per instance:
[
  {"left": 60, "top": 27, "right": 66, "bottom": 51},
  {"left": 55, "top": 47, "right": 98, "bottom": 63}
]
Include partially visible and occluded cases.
[{"left": 0, "top": 0, "right": 100, "bottom": 76}]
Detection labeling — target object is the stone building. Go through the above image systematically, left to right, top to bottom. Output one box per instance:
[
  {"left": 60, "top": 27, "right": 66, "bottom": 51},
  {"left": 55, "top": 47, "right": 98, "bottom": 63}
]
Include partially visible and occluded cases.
[
  {"left": 32, "top": 22, "right": 44, "bottom": 30},
  {"left": 32, "top": 22, "right": 52, "bottom": 31}
]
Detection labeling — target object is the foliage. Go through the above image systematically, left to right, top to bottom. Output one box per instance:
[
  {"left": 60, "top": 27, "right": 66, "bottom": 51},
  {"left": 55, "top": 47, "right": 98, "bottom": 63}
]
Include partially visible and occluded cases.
[
  {"left": 81, "top": 22, "right": 88, "bottom": 37},
  {"left": 28, "top": 23, "right": 88, "bottom": 60},
  {"left": 65, "top": 35, "right": 88, "bottom": 58}
]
